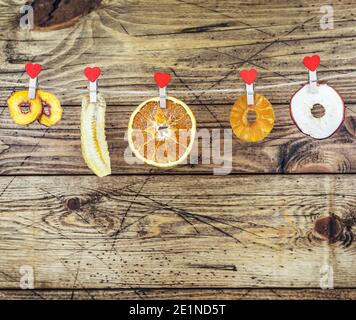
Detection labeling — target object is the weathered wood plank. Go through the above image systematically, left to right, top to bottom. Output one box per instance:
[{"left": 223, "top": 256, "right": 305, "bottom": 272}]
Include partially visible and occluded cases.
[
  {"left": 0, "top": 0, "right": 356, "bottom": 106},
  {"left": 0, "top": 0, "right": 355, "bottom": 301},
  {"left": 0, "top": 104, "right": 354, "bottom": 174},
  {"left": 0, "top": 175, "right": 354, "bottom": 289},
  {"left": 1, "top": 288, "right": 356, "bottom": 300}
]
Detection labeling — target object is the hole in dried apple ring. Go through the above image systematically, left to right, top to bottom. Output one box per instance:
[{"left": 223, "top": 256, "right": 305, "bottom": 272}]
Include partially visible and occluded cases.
[
  {"left": 20, "top": 103, "right": 31, "bottom": 114},
  {"left": 42, "top": 103, "right": 51, "bottom": 116},
  {"left": 311, "top": 104, "right": 326, "bottom": 118}
]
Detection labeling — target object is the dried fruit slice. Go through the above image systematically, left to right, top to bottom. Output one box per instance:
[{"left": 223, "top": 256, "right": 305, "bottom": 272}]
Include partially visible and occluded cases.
[
  {"left": 290, "top": 84, "right": 345, "bottom": 139},
  {"left": 7, "top": 90, "right": 42, "bottom": 125},
  {"left": 37, "top": 90, "right": 63, "bottom": 127},
  {"left": 81, "top": 93, "right": 111, "bottom": 177},
  {"left": 230, "top": 93, "right": 274, "bottom": 142},
  {"left": 128, "top": 97, "right": 196, "bottom": 168}
]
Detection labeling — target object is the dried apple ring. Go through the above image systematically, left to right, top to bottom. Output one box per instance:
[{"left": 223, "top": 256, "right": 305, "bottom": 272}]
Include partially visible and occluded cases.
[
  {"left": 290, "top": 84, "right": 345, "bottom": 139},
  {"left": 7, "top": 90, "right": 42, "bottom": 125},
  {"left": 37, "top": 90, "right": 63, "bottom": 127}
]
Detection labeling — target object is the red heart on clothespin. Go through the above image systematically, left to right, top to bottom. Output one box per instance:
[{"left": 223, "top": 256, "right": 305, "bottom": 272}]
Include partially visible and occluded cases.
[
  {"left": 303, "top": 55, "right": 320, "bottom": 71},
  {"left": 25, "top": 63, "right": 42, "bottom": 79},
  {"left": 84, "top": 67, "right": 101, "bottom": 82},
  {"left": 240, "top": 69, "right": 257, "bottom": 85},
  {"left": 154, "top": 72, "right": 171, "bottom": 88}
]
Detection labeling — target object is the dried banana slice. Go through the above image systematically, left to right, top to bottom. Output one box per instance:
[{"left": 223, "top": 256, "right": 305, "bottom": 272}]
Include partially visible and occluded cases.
[{"left": 81, "top": 93, "right": 111, "bottom": 177}]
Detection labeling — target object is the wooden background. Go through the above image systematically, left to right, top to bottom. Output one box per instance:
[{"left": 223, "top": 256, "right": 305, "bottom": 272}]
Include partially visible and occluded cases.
[{"left": 0, "top": 0, "right": 355, "bottom": 300}]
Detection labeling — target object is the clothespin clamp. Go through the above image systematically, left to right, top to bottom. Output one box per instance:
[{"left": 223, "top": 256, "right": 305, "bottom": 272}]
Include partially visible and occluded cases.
[
  {"left": 303, "top": 55, "right": 320, "bottom": 94},
  {"left": 25, "top": 63, "right": 42, "bottom": 99},
  {"left": 84, "top": 66, "right": 101, "bottom": 103},
  {"left": 240, "top": 69, "right": 257, "bottom": 105},
  {"left": 308, "top": 70, "right": 318, "bottom": 93},
  {"left": 154, "top": 72, "right": 171, "bottom": 109},
  {"left": 89, "top": 80, "right": 98, "bottom": 103},
  {"left": 246, "top": 82, "right": 254, "bottom": 105},
  {"left": 159, "top": 86, "right": 167, "bottom": 109}
]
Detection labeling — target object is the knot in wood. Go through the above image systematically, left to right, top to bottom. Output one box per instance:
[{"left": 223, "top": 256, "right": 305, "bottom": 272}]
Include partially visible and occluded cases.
[
  {"left": 31, "top": 0, "right": 102, "bottom": 30},
  {"left": 67, "top": 197, "right": 81, "bottom": 210},
  {"left": 313, "top": 215, "right": 344, "bottom": 242}
]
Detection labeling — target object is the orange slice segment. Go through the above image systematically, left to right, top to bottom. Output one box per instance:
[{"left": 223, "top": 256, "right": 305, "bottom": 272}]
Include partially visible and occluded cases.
[
  {"left": 230, "top": 93, "right": 274, "bottom": 142},
  {"left": 128, "top": 97, "right": 196, "bottom": 168}
]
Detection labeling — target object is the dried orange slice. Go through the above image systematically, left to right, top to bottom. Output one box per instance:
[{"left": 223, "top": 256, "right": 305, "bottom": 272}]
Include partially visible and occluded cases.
[
  {"left": 230, "top": 93, "right": 274, "bottom": 142},
  {"left": 128, "top": 97, "right": 196, "bottom": 168}
]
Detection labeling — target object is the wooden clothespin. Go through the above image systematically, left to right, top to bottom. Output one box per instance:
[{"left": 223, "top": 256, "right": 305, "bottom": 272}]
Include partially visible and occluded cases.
[
  {"left": 303, "top": 55, "right": 320, "bottom": 94},
  {"left": 25, "top": 63, "right": 42, "bottom": 99},
  {"left": 84, "top": 66, "right": 101, "bottom": 103},
  {"left": 240, "top": 69, "right": 257, "bottom": 105},
  {"left": 154, "top": 72, "right": 171, "bottom": 109},
  {"left": 89, "top": 80, "right": 98, "bottom": 103},
  {"left": 159, "top": 86, "right": 167, "bottom": 109}
]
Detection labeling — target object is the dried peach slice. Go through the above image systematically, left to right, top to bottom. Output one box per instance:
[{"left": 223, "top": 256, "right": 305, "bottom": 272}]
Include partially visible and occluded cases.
[
  {"left": 7, "top": 90, "right": 42, "bottom": 125},
  {"left": 37, "top": 90, "right": 63, "bottom": 127},
  {"left": 230, "top": 93, "right": 274, "bottom": 142}
]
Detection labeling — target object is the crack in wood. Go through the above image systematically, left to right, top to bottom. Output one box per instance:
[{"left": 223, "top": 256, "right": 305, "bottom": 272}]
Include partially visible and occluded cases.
[{"left": 187, "top": 263, "right": 237, "bottom": 271}]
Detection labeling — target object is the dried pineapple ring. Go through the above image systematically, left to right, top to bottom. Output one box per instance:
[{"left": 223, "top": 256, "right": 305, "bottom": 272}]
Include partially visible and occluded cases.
[
  {"left": 7, "top": 90, "right": 42, "bottom": 125},
  {"left": 37, "top": 90, "right": 63, "bottom": 127},
  {"left": 81, "top": 93, "right": 111, "bottom": 177},
  {"left": 230, "top": 93, "right": 274, "bottom": 142}
]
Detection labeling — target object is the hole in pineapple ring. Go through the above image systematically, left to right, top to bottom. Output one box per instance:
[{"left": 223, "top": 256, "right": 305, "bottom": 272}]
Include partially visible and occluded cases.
[
  {"left": 20, "top": 103, "right": 31, "bottom": 114},
  {"left": 311, "top": 104, "right": 326, "bottom": 118},
  {"left": 246, "top": 109, "right": 257, "bottom": 124}
]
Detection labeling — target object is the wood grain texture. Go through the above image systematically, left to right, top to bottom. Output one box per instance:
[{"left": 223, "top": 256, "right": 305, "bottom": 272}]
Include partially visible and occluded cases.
[
  {"left": 0, "top": 0, "right": 355, "bottom": 300},
  {"left": 0, "top": 0, "right": 356, "bottom": 106},
  {"left": 0, "top": 175, "right": 354, "bottom": 289},
  {"left": 1, "top": 288, "right": 356, "bottom": 300}
]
